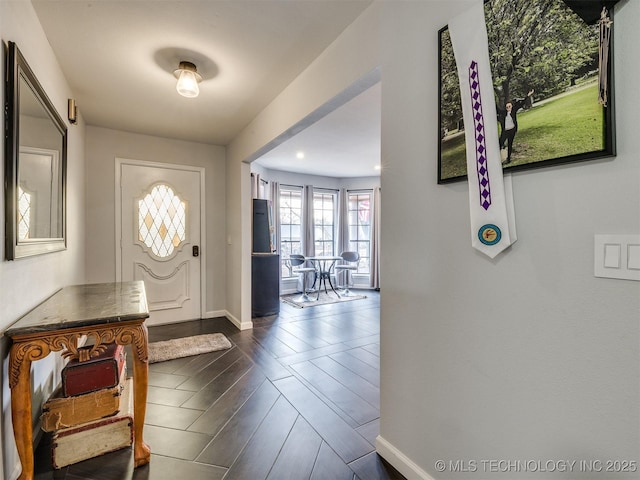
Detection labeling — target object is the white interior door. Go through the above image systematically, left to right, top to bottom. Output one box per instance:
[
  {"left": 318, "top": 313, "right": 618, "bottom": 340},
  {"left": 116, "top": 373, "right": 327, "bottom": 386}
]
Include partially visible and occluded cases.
[{"left": 119, "top": 161, "right": 202, "bottom": 325}]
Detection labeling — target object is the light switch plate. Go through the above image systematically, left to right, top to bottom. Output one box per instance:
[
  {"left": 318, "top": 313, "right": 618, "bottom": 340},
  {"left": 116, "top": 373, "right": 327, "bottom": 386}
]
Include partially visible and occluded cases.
[
  {"left": 595, "top": 234, "right": 640, "bottom": 281},
  {"left": 628, "top": 245, "right": 640, "bottom": 270}
]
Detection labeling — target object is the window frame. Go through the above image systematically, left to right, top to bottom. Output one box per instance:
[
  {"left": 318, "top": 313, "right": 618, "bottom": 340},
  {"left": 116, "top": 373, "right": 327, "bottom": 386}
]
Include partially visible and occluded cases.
[
  {"left": 278, "top": 185, "right": 303, "bottom": 278},
  {"left": 313, "top": 188, "right": 337, "bottom": 257},
  {"left": 347, "top": 190, "right": 372, "bottom": 275}
]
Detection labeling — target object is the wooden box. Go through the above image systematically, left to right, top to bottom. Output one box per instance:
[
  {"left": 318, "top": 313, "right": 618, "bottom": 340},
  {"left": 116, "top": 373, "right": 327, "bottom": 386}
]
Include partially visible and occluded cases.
[
  {"left": 62, "top": 343, "right": 126, "bottom": 397},
  {"left": 41, "top": 363, "right": 126, "bottom": 432},
  {"left": 51, "top": 378, "right": 133, "bottom": 469}
]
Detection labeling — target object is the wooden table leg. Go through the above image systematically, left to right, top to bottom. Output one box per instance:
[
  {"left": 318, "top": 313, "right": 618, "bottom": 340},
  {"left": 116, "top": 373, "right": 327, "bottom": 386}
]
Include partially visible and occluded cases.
[
  {"left": 130, "top": 329, "right": 151, "bottom": 467},
  {"left": 10, "top": 352, "right": 35, "bottom": 480}
]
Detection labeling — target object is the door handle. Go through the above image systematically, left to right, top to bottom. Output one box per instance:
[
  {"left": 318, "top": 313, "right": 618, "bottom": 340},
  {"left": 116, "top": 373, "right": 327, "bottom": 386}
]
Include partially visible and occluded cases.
[{"left": 192, "top": 245, "right": 199, "bottom": 257}]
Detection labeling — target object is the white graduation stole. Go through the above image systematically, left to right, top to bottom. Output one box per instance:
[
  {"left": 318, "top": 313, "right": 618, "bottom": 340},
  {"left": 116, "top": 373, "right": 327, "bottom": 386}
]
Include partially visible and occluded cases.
[{"left": 449, "top": 2, "right": 516, "bottom": 258}]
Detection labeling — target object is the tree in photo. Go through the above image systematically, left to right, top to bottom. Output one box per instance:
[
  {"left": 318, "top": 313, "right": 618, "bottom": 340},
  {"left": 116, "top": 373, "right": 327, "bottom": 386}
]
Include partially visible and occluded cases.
[{"left": 485, "top": 0, "right": 598, "bottom": 107}]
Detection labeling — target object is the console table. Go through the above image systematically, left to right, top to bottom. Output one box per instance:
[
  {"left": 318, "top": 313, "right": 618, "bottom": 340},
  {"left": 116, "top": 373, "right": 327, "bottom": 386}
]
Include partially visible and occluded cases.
[{"left": 5, "top": 281, "right": 151, "bottom": 480}]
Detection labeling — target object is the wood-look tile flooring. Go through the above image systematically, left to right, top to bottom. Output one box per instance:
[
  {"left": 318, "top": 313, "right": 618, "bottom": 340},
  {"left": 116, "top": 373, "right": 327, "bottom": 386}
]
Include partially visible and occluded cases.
[{"left": 33, "top": 290, "right": 405, "bottom": 480}]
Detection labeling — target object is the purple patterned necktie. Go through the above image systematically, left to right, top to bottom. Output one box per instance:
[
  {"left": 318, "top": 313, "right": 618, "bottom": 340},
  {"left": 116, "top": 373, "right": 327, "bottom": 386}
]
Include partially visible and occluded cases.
[{"left": 468, "top": 60, "right": 491, "bottom": 211}]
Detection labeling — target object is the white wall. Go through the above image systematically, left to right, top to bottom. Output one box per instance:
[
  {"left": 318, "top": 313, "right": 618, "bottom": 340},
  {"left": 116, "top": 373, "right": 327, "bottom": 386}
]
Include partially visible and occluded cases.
[
  {"left": 0, "top": 0, "right": 86, "bottom": 331},
  {"left": 229, "top": 0, "right": 640, "bottom": 478},
  {"left": 377, "top": 1, "right": 640, "bottom": 478},
  {"left": 0, "top": 3, "right": 86, "bottom": 478},
  {"left": 85, "top": 126, "right": 228, "bottom": 317}
]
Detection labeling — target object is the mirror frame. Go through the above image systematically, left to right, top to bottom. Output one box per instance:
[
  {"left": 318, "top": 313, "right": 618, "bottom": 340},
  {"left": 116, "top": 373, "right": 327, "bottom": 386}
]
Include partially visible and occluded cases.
[{"left": 5, "top": 41, "right": 67, "bottom": 260}]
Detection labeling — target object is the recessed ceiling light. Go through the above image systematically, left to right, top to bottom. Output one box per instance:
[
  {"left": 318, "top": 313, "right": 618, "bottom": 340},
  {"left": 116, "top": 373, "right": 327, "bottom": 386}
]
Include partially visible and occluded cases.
[
  {"left": 296, "top": 151, "right": 305, "bottom": 159},
  {"left": 374, "top": 165, "right": 381, "bottom": 171}
]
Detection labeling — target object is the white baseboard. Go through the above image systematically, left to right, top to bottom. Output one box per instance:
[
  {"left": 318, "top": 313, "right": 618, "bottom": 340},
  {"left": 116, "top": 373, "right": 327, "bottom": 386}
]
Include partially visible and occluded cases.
[
  {"left": 203, "top": 309, "right": 227, "bottom": 319},
  {"left": 146, "top": 310, "right": 251, "bottom": 330},
  {"left": 224, "top": 310, "right": 253, "bottom": 330},
  {"left": 376, "top": 435, "right": 436, "bottom": 480}
]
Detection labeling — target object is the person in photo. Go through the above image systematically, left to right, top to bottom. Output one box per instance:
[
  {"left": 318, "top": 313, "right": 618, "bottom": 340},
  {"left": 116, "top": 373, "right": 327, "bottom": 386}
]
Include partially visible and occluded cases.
[{"left": 497, "top": 89, "right": 534, "bottom": 164}]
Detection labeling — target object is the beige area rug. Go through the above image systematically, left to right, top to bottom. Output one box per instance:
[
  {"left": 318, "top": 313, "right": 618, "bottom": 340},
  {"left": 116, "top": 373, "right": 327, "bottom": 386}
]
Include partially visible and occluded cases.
[
  {"left": 281, "top": 291, "right": 367, "bottom": 308},
  {"left": 148, "top": 333, "right": 232, "bottom": 363}
]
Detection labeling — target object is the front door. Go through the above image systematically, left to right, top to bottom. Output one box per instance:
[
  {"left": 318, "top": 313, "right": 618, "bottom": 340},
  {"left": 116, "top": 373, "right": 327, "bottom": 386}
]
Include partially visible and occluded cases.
[{"left": 118, "top": 160, "right": 202, "bottom": 325}]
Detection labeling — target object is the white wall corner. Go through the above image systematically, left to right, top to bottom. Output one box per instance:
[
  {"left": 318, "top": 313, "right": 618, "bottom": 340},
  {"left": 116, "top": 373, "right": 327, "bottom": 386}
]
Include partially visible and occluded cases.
[
  {"left": 224, "top": 310, "right": 253, "bottom": 331},
  {"left": 376, "top": 435, "right": 437, "bottom": 480}
]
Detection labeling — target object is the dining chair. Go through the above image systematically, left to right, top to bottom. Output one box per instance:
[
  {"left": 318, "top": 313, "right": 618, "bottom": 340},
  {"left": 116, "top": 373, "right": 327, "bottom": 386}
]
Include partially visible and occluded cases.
[
  {"left": 334, "top": 251, "right": 360, "bottom": 296},
  {"left": 289, "top": 254, "right": 317, "bottom": 302}
]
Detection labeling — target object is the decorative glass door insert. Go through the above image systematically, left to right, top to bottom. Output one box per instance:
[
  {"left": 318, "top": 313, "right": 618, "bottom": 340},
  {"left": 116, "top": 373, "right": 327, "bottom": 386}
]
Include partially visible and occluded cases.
[{"left": 137, "top": 183, "right": 186, "bottom": 259}]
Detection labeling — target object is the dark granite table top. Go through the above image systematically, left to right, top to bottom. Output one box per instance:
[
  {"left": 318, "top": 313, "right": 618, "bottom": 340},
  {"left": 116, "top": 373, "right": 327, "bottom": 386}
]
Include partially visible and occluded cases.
[{"left": 5, "top": 281, "right": 149, "bottom": 337}]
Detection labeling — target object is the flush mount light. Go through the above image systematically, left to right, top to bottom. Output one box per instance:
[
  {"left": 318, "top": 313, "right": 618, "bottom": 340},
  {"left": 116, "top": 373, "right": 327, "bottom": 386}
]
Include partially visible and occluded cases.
[{"left": 173, "top": 61, "right": 202, "bottom": 98}]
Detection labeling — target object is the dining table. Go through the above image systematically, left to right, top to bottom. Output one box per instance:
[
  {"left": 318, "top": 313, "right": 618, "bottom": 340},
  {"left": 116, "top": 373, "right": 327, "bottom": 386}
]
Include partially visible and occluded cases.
[{"left": 307, "top": 255, "right": 343, "bottom": 299}]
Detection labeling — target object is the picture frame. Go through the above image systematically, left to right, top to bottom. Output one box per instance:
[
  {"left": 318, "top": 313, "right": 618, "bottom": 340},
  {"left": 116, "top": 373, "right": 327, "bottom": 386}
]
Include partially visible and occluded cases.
[{"left": 437, "top": 0, "right": 616, "bottom": 184}]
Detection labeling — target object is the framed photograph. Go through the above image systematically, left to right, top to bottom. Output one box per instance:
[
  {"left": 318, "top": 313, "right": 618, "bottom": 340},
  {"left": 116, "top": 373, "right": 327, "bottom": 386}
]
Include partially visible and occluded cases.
[{"left": 438, "top": 0, "right": 615, "bottom": 184}]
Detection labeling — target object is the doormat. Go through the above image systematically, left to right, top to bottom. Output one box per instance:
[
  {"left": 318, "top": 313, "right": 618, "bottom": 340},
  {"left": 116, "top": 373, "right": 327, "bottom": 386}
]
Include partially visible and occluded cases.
[
  {"left": 281, "top": 291, "right": 367, "bottom": 308},
  {"left": 148, "top": 333, "right": 232, "bottom": 363}
]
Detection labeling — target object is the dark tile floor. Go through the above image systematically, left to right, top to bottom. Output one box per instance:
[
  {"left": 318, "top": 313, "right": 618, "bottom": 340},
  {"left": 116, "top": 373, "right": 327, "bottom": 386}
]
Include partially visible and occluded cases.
[{"left": 33, "top": 289, "right": 405, "bottom": 480}]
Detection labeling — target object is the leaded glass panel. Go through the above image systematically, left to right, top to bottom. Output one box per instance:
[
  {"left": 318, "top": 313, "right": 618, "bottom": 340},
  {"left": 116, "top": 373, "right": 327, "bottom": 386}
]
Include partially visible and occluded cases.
[
  {"left": 138, "top": 184, "right": 186, "bottom": 258},
  {"left": 18, "top": 185, "right": 31, "bottom": 240}
]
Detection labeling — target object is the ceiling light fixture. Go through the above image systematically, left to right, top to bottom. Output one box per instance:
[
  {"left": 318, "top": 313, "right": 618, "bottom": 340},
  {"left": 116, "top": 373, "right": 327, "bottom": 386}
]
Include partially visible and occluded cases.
[
  {"left": 173, "top": 61, "right": 202, "bottom": 98},
  {"left": 296, "top": 151, "right": 305, "bottom": 159}
]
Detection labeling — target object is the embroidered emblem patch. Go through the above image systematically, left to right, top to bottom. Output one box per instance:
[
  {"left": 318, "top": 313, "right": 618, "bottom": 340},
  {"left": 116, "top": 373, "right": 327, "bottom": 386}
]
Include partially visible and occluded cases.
[{"left": 478, "top": 224, "right": 502, "bottom": 246}]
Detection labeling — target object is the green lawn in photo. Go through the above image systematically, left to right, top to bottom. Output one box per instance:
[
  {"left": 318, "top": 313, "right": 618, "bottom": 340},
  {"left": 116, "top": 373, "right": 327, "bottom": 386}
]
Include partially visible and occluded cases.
[{"left": 439, "top": 82, "right": 605, "bottom": 181}]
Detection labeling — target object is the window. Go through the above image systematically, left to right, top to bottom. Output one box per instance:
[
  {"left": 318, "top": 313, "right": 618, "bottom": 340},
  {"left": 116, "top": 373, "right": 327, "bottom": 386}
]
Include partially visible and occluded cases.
[
  {"left": 278, "top": 185, "right": 373, "bottom": 281},
  {"left": 279, "top": 186, "right": 302, "bottom": 278},
  {"left": 313, "top": 190, "right": 336, "bottom": 256},
  {"left": 348, "top": 192, "right": 372, "bottom": 274}
]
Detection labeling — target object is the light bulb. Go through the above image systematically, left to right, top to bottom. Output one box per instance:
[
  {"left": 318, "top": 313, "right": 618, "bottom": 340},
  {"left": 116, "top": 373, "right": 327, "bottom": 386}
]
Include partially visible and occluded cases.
[{"left": 176, "top": 69, "right": 199, "bottom": 98}]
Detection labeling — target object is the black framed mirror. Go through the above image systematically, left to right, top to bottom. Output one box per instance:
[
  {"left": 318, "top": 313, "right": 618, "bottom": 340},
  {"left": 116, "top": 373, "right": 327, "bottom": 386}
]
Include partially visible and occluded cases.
[{"left": 5, "top": 41, "right": 67, "bottom": 259}]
